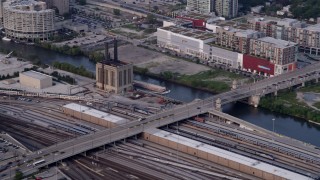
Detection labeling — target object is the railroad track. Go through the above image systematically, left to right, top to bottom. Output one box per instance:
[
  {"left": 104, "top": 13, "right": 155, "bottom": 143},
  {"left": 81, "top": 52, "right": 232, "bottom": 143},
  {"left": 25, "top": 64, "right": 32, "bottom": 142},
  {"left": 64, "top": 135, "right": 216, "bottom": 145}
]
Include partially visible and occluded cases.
[
  {"left": 0, "top": 115, "right": 73, "bottom": 150},
  {"left": 173, "top": 122, "right": 320, "bottom": 177},
  {"left": 106, "top": 142, "right": 251, "bottom": 180}
]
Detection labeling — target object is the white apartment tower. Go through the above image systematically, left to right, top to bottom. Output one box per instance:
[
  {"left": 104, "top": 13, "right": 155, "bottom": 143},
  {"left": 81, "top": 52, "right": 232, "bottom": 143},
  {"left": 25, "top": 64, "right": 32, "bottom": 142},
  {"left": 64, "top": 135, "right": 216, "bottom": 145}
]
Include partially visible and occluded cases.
[
  {"left": 3, "top": 0, "right": 55, "bottom": 41},
  {"left": 187, "top": 0, "right": 215, "bottom": 14},
  {"left": 187, "top": 0, "right": 238, "bottom": 18},
  {"left": 215, "top": 0, "right": 238, "bottom": 18}
]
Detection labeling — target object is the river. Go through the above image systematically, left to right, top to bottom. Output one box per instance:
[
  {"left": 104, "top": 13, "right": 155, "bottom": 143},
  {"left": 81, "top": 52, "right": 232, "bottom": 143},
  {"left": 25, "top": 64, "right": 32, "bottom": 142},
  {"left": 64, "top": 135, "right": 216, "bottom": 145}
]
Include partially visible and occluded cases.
[{"left": 1, "top": 40, "right": 319, "bottom": 147}]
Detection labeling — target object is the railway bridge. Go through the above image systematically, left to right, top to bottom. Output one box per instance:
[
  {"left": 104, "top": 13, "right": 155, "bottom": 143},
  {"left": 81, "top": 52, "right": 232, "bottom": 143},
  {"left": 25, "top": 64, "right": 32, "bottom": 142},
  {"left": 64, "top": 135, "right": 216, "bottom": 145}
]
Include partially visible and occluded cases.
[{"left": 2, "top": 61, "right": 320, "bottom": 178}]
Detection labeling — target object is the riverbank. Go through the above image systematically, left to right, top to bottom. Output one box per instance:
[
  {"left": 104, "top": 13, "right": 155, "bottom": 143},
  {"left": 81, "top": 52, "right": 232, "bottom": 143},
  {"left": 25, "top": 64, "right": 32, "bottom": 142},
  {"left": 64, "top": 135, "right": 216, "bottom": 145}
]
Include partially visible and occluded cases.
[
  {"left": 134, "top": 66, "right": 248, "bottom": 94},
  {"left": 259, "top": 88, "right": 320, "bottom": 123}
]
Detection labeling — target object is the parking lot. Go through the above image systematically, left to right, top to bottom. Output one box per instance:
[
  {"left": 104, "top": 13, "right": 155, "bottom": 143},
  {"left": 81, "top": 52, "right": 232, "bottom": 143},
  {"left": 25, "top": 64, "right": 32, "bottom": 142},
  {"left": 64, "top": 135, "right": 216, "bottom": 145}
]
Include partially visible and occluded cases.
[{"left": 53, "top": 33, "right": 108, "bottom": 47}]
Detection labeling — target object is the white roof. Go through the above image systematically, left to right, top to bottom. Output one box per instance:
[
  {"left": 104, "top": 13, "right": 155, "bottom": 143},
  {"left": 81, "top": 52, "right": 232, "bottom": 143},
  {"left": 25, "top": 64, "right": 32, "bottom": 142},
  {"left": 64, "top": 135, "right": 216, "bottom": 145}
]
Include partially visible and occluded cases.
[
  {"left": 305, "top": 24, "right": 320, "bottom": 32},
  {"left": 257, "top": 37, "right": 297, "bottom": 49},
  {"left": 21, "top": 70, "right": 52, "bottom": 80},
  {"left": 63, "top": 103, "right": 128, "bottom": 124},
  {"left": 146, "top": 128, "right": 312, "bottom": 180}
]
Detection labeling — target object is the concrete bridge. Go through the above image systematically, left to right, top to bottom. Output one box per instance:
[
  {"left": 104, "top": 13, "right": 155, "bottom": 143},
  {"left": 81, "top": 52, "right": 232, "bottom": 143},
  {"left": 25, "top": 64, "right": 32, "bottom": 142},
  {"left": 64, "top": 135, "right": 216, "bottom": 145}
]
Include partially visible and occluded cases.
[{"left": 2, "top": 61, "right": 320, "bottom": 178}]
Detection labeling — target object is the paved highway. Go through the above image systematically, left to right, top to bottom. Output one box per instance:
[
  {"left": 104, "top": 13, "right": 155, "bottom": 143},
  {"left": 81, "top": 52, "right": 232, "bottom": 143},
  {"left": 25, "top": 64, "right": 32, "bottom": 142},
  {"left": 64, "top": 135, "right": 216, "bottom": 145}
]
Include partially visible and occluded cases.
[{"left": 2, "top": 61, "right": 320, "bottom": 178}]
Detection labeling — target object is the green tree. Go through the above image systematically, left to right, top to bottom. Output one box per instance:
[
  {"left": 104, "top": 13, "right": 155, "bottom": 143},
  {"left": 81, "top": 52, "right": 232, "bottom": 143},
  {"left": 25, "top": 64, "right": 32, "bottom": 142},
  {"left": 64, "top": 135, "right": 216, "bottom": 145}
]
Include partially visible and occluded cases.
[
  {"left": 78, "top": 0, "right": 86, "bottom": 5},
  {"left": 153, "top": 6, "right": 159, "bottom": 11},
  {"left": 113, "top": 9, "right": 121, "bottom": 16},
  {"left": 146, "top": 14, "right": 157, "bottom": 24},
  {"left": 14, "top": 171, "right": 23, "bottom": 180}
]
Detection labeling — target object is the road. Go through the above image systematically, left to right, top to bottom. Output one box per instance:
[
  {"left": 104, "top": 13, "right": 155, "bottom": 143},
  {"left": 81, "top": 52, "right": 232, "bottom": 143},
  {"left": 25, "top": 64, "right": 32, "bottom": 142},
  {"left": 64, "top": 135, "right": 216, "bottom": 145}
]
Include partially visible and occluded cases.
[{"left": 2, "top": 59, "right": 320, "bottom": 178}]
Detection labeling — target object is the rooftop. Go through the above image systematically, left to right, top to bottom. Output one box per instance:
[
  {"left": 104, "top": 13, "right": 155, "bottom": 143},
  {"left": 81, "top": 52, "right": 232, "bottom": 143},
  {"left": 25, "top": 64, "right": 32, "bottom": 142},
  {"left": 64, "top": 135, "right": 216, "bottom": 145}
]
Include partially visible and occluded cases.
[
  {"left": 4, "top": 0, "right": 51, "bottom": 12},
  {"left": 177, "top": 12, "right": 214, "bottom": 20},
  {"left": 305, "top": 23, "right": 320, "bottom": 32},
  {"left": 159, "top": 26, "right": 215, "bottom": 40},
  {"left": 218, "top": 27, "right": 260, "bottom": 38},
  {"left": 257, "top": 37, "right": 297, "bottom": 48},
  {"left": 99, "top": 60, "right": 129, "bottom": 67},
  {"left": 20, "top": 71, "right": 52, "bottom": 80},
  {"left": 63, "top": 103, "right": 128, "bottom": 124},
  {"left": 146, "top": 128, "right": 312, "bottom": 180}
]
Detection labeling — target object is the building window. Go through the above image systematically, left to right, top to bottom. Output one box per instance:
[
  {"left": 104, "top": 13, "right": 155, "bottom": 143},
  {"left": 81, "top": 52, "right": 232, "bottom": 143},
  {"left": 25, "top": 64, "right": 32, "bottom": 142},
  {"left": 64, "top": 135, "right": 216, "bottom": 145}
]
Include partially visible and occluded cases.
[
  {"left": 104, "top": 69, "right": 108, "bottom": 85},
  {"left": 128, "top": 69, "right": 132, "bottom": 84},
  {"left": 124, "top": 70, "right": 127, "bottom": 85},
  {"left": 111, "top": 71, "right": 115, "bottom": 87},
  {"left": 119, "top": 71, "right": 122, "bottom": 87}
]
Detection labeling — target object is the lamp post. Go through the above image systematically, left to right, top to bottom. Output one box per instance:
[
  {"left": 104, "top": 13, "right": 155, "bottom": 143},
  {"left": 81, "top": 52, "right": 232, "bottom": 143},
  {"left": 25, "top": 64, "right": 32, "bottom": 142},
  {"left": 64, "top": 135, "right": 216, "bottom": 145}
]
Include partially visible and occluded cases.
[{"left": 272, "top": 118, "right": 275, "bottom": 133}]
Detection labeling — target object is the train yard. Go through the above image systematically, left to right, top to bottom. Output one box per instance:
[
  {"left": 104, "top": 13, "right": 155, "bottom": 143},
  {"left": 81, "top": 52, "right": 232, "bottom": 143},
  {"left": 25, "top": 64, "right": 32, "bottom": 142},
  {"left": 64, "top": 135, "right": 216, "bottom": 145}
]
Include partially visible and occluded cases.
[
  {"left": 0, "top": 95, "right": 319, "bottom": 179},
  {"left": 162, "top": 119, "right": 320, "bottom": 178}
]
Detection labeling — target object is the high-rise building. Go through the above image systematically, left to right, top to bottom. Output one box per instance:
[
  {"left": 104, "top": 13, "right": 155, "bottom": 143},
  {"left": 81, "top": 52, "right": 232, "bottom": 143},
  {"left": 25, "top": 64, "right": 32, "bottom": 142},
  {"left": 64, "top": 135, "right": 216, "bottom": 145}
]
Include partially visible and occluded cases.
[
  {"left": 0, "top": 0, "right": 3, "bottom": 26},
  {"left": 3, "top": 0, "right": 55, "bottom": 41},
  {"left": 43, "top": 0, "right": 69, "bottom": 15},
  {"left": 53, "top": 0, "right": 69, "bottom": 15},
  {"left": 186, "top": 0, "right": 215, "bottom": 14},
  {"left": 186, "top": 0, "right": 238, "bottom": 18},
  {"left": 215, "top": 0, "right": 238, "bottom": 18},
  {"left": 96, "top": 39, "right": 133, "bottom": 94}
]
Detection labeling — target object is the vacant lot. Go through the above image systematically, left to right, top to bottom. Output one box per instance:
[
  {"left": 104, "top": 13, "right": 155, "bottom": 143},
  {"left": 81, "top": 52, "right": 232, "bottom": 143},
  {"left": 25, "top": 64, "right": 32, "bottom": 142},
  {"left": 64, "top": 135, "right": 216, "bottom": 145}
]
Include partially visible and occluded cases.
[{"left": 113, "top": 44, "right": 210, "bottom": 75}]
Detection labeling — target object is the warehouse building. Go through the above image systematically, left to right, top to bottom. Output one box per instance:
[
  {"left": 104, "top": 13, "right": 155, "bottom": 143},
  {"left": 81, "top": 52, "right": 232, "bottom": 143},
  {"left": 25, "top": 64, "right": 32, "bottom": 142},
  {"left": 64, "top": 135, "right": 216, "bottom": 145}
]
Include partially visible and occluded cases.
[
  {"left": 19, "top": 71, "right": 52, "bottom": 89},
  {"left": 62, "top": 103, "right": 128, "bottom": 128},
  {"left": 143, "top": 128, "right": 311, "bottom": 180}
]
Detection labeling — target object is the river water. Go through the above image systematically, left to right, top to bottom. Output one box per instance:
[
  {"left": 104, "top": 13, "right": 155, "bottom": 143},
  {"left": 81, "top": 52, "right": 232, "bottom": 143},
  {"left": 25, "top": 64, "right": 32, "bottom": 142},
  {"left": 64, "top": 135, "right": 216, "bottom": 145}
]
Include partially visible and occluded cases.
[{"left": 1, "top": 40, "right": 319, "bottom": 147}]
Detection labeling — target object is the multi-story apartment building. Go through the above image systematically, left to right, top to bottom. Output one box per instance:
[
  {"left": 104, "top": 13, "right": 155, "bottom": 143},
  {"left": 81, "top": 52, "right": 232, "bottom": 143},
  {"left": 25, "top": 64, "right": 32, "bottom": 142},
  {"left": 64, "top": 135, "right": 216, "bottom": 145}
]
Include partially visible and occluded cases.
[
  {"left": 3, "top": 0, "right": 55, "bottom": 41},
  {"left": 186, "top": 0, "right": 215, "bottom": 14},
  {"left": 215, "top": 0, "right": 238, "bottom": 19},
  {"left": 248, "top": 17, "right": 320, "bottom": 55},
  {"left": 295, "top": 24, "right": 320, "bottom": 54},
  {"left": 215, "top": 27, "right": 264, "bottom": 54},
  {"left": 249, "top": 37, "right": 297, "bottom": 75}
]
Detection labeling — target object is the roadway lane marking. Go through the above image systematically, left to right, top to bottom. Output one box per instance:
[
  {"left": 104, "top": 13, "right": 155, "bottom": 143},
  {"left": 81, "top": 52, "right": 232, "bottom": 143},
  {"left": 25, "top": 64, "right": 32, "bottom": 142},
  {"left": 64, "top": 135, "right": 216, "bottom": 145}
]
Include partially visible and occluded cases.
[{"left": 74, "top": 160, "right": 104, "bottom": 177}]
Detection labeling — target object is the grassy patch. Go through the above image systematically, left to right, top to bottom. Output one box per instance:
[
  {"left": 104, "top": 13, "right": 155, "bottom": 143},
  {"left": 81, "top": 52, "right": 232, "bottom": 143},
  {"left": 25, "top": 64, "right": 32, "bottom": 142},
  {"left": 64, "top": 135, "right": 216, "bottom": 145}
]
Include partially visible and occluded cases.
[
  {"left": 122, "top": 24, "right": 141, "bottom": 32},
  {"left": 110, "top": 29, "right": 147, "bottom": 39},
  {"left": 175, "top": 70, "right": 244, "bottom": 93},
  {"left": 299, "top": 82, "right": 320, "bottom": 93},
  {"left": 260, "top": 90, "right": 320, "bottom": 122},
  {"left": 313, "top": 102, "right": 320, "bottom": 109}
]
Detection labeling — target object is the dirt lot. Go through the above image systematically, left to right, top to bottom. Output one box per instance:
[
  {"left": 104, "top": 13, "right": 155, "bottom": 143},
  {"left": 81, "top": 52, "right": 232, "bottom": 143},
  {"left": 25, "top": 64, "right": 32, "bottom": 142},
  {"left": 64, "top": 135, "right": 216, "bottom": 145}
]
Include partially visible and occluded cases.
[{"left": 111, "top": 44, "right": 210, "bottom": 75}]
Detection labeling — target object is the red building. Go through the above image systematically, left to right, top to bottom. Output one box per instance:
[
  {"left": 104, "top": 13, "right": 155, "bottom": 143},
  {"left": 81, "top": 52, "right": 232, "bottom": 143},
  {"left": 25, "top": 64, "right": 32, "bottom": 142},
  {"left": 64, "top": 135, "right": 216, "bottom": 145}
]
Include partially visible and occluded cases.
[
  {"left": 175, "top": 12, "right": 213, "bottom": 30},
  {"left": 243, "top": 54, "right": 275, "bottom": 75}
]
